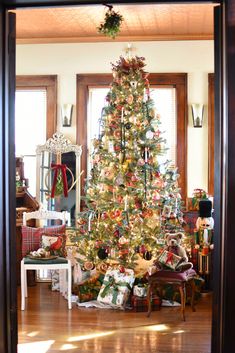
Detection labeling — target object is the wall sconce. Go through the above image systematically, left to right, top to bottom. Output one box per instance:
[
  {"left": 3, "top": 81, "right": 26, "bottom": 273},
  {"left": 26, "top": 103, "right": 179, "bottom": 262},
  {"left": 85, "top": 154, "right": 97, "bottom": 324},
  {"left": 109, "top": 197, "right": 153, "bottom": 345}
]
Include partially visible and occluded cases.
[
  {"left": 191, "top": 103, "right": 204, "bottom": 128},
  {"left": 61, "top": 104, "right": 73, "bottom": 127}
]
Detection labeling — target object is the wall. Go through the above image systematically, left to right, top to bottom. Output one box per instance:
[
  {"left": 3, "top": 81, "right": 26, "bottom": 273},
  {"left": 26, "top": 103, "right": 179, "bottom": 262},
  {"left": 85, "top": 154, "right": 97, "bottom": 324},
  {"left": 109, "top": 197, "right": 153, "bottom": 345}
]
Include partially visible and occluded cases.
[{"left": 16, "top": 40, "right": 214, "bottom": 196}]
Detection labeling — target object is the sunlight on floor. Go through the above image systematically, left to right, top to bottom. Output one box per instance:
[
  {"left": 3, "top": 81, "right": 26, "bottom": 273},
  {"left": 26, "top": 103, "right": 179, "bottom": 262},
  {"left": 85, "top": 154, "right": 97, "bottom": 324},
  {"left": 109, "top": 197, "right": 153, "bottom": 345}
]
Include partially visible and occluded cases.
[
  {"left": 145, "top": 324, "right": 169, "bottom": 332},
  {"left": 173, "top": 330, "right": 185, "bottom": 334},
  {"left": 27, "top": 331, "right": 40, "bottom": 337},
  {"left": 67, "top": 331, "right": 114, "bottom": 342},
  {"left": 18, "top": 340, "right": 54, "bottom": 353},
  {"left": 60, "top": 343, "right": 78, "bottom": 350}
]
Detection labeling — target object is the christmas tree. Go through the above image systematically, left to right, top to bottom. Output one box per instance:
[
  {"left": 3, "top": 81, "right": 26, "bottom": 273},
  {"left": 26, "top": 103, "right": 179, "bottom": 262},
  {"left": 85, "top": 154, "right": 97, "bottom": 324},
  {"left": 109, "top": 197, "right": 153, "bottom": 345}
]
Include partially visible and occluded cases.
[{"left": 74, "top": 55, "right": 185, "bottom": 271}]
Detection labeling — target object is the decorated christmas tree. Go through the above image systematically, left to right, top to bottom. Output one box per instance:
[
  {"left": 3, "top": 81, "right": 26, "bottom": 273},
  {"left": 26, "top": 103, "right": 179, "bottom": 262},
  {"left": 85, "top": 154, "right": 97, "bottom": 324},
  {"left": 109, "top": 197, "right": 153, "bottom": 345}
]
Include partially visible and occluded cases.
[{"left": 74, "top": 55, "right": 185, "bottom": 271}]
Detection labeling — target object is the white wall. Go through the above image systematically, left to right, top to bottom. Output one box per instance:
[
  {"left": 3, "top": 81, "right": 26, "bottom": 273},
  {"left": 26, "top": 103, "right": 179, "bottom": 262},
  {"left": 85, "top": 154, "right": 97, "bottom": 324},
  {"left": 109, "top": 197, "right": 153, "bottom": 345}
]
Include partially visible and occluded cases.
[{"left": 16, "top": 40, "right": 214, "bottom": 197}]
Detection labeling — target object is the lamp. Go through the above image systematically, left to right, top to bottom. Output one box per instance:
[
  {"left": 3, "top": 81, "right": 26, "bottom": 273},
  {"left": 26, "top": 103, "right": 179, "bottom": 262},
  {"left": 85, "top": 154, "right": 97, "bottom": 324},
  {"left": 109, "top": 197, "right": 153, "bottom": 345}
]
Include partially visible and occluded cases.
[
  {"left": 191, "top": 103, "right": 204, "bottom": 128},
  {"left": 61, "top": 104, "right": 73, "bottom": 127}
]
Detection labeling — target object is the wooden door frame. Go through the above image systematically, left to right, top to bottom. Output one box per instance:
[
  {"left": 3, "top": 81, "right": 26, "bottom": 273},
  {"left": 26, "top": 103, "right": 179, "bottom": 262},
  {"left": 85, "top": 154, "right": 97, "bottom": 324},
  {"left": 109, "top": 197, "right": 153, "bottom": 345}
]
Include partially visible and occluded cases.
[
  {"left": 0, "top": 1, "right": 232, "bottom": 353},
  {"left": 208, "top": 73, "right": 214, "bottom": 196},
  {"left": 16, "top": 75, "right": 57, "bottom": 140}
]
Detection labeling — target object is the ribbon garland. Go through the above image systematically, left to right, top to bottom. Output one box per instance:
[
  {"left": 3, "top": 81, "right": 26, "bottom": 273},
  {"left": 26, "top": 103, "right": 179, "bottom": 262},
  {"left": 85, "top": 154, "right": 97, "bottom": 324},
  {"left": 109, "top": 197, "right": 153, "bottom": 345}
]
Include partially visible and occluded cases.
[
  {"left": 51, "top": 163, "right": 68, "bottom": 198},
  {"left": 100, "top": 275, "right": 132, "bottom": 305}
]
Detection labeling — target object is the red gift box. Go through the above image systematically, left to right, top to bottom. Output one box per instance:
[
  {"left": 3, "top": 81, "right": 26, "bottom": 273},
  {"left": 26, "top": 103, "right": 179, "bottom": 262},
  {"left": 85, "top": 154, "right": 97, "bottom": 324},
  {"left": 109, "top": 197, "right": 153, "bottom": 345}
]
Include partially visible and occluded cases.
[{"left": 131, "top": 295, "right": 161, "bottom": 312}]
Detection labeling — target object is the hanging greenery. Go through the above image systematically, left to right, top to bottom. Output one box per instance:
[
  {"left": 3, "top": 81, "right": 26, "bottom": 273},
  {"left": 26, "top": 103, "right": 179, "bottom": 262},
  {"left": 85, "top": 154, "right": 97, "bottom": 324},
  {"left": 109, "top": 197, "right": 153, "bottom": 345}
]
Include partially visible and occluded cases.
[{"left": 98, "top": 5, "right": 124, "bottom": 39}]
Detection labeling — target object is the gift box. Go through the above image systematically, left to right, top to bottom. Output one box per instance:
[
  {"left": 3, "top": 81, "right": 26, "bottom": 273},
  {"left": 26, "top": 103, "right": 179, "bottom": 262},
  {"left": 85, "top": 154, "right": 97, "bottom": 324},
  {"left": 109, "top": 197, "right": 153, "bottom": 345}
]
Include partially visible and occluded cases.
[
  {"left": 186, "top": 197, "right": 200, "bottom": 211},
  {"left": 158, "top": 250, "right": 183, "bottom": 270},
  {"left": 97, "top": 268, "right": 135, "bottom": 309},
  {"left": 73, "top": 274, "right": 104, "bottom": 303},
  {"left": 133, "top": 284, "right": 148, "bottom": 297},
  {"left": 131, "top": 295, "right": 161, "bottom": 312}
]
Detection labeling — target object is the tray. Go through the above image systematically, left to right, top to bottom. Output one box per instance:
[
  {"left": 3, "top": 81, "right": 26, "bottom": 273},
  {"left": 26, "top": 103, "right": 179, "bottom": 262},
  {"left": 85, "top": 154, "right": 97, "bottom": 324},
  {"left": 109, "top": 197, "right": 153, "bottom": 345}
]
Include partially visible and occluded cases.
[{"left": 27, "top": 255, "right": 58, "bottom": 260}]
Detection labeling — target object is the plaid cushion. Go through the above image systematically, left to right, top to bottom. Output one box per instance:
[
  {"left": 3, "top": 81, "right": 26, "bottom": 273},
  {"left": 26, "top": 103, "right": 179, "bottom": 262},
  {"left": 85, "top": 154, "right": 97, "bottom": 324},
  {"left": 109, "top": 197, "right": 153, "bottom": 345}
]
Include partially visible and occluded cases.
[{"left": 21, "top": 224, "right": 66, "bottom": 257}]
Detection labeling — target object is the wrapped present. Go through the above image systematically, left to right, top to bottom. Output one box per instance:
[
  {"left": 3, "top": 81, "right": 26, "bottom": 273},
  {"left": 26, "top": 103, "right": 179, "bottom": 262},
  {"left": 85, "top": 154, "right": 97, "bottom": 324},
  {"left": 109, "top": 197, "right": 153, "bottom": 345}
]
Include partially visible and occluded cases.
[
  {"left": 187, "top": 189, "right": 208, "bottom": 211},
  {"left": 158, "top": 250, "right": 183, "bottom": 270},
  {"left": 97, "top": 268, "right": 135, "bottom": 309},
  {"left": 73, "top": 274, "right": 104, "bottom": 303},
  {"left": 133, "top": 284, "right": 148, "bottom": 297},
  {"left": 131, "top": 295, "right": 161, "bottom": 312}
]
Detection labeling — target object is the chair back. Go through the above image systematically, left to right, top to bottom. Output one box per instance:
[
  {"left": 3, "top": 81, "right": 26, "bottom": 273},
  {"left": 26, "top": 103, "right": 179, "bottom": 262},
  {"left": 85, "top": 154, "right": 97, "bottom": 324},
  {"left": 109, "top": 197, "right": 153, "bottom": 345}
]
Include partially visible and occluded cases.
[{"left": 23, "top": 209, "right": 71, "bottom": 226}]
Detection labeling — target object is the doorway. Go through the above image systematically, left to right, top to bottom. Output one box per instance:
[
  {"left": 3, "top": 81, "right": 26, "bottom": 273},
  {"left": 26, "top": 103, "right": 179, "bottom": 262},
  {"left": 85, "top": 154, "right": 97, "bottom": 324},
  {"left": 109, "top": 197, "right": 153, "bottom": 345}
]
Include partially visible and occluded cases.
[{"left": 0, "top": 2, "right": 226, "bottom": 352}]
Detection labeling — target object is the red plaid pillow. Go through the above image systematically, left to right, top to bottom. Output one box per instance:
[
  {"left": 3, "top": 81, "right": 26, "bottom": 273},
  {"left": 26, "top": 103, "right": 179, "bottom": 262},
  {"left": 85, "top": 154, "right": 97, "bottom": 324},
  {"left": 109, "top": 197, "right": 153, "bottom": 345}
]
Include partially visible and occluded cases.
[{"left": 21, "top": 224, "right": 66, "bottom": 257}]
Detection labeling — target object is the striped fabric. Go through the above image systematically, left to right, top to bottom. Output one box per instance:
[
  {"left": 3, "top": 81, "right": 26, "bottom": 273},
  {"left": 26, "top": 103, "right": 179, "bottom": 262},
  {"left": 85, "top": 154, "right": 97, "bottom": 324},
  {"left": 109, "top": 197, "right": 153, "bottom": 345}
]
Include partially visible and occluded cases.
[{"left": 21, "top": 224, "right": 66, "bottom": 257}]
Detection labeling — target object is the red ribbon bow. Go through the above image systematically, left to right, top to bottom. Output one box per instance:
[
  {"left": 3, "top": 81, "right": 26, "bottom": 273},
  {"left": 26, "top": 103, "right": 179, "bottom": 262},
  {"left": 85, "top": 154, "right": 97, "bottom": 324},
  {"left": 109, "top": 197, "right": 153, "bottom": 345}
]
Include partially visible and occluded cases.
[
  {"left": 51, "top": 163, "right": 68, "bottom": 198},
  {"left": 166, "top": 251, "right": 174, "bottom": 265}
]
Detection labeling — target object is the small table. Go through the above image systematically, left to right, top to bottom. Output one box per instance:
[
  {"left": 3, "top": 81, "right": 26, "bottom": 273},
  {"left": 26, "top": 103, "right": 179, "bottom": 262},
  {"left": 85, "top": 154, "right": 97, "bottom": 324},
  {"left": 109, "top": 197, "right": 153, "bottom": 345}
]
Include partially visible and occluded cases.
[{"left": 147, "top": 269, "right": 197, "bottom": 321}]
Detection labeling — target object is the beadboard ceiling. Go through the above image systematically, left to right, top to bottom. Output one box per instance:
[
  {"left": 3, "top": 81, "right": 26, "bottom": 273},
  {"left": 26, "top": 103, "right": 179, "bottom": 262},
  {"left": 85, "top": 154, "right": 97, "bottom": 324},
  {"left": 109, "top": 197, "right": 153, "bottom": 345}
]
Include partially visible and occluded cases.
[{"left": 14, "top": 4, "right": 215, "bottom": 44}]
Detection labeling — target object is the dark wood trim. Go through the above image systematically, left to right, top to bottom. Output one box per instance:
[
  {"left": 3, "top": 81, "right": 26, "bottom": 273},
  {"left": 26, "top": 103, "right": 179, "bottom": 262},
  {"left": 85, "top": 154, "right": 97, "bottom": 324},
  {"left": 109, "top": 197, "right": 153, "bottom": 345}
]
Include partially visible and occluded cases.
[
  {"left": 3, "top": 0, "right": 223, "bottom": 8},
  {"left": 221, "top": 0, "right": 235, "bottom": 351},
  {"left": 0, "top": 1, "right": 231, "bottom": 353},
  {"left": 211, "top": 5, "right": 223, "bottom": 353},
  {"left": 0, "top": 9, "right": 17, "bottom": 353},
  {"left": 0, "top": 9, "right": 7, "bottom": 353},
  {"left": 6, "top": 12, "right": 17, "bottom": 353},
  {"left": 76, "top": 73, "right": 187, "bottom": 201},
  {"left": 208, "top": 73, "right": 214, "bottom": 196},
  {"left": 16, "top": 75, "right": 57, "bottom": 139}
]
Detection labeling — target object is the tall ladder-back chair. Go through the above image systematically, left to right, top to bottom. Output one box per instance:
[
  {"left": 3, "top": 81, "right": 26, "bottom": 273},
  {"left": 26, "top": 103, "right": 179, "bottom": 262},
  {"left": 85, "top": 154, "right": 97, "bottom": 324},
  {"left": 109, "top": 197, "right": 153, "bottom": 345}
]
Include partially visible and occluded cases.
[{"left": 21, "top": 209, "right": 72, "bottom": 310}]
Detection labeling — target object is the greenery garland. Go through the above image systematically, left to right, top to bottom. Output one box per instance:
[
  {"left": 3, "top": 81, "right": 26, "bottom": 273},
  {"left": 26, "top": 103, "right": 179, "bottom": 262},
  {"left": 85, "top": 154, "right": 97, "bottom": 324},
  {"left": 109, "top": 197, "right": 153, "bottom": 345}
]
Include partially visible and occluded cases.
[{"left": 98, "top": 5, "right": 123, "bottom": 39}]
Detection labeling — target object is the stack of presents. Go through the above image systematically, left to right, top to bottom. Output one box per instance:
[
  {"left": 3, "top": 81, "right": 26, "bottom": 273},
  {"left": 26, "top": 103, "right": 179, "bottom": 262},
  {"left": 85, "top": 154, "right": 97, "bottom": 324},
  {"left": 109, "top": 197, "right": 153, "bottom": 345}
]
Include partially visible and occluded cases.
[
  {"left": 61, "top": 193, "right": 212, "bottom": 311},
  {"left": 65, "top": 230, "right": 207, "bottom": 312}
]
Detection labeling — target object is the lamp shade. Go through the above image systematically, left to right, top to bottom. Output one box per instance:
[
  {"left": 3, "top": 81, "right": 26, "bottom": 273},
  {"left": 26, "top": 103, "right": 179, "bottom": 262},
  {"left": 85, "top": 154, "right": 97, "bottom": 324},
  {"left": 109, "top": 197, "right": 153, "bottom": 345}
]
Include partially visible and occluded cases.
[
  {"left": 191, "top": 103, "right": 204, "bottom": 128},
  {"left": 61, "top": 104, "right": 73, "bottom": 127}
]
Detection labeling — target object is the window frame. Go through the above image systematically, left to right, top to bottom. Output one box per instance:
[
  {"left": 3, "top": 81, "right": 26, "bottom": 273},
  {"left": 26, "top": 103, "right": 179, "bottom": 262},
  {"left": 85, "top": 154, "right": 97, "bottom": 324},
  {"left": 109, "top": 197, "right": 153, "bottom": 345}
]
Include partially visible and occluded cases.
[
  {"left": 76, "top": 73, "right": 187, "bottom": 201},
  {"left": 16, "top": 75, "right": 57, "bottom": 140}
]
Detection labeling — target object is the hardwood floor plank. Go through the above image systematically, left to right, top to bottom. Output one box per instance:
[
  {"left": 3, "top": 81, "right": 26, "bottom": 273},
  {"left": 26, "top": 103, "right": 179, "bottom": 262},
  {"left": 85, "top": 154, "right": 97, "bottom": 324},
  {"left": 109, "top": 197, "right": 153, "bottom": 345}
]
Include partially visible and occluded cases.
[{"left": 18, "top": 284, "right": 212, "bottom": 353}]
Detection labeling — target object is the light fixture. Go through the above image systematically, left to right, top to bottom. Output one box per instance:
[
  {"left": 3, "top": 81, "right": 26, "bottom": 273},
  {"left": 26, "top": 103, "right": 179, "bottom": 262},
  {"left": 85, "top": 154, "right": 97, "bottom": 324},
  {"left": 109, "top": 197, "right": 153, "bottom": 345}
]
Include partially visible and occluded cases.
[
  {"left": 191, "top": 103, "right": 204, "bottom": 128},
  {"left": 61, "top": 104, "right": 73, "bottom": 127}
]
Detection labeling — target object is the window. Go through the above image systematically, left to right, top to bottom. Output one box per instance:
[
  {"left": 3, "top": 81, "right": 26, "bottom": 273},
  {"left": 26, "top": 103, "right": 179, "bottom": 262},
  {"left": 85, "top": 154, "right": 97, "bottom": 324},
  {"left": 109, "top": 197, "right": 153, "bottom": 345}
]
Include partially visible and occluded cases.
[
  {"left": 77, "top": 73, "right": 187, "bottom": 200},
  {"left": 16, "top": 75, "right": 57, "bottom": 196},
  {"left": 87, "top": 86, "right": 177, "bottom": 168}
]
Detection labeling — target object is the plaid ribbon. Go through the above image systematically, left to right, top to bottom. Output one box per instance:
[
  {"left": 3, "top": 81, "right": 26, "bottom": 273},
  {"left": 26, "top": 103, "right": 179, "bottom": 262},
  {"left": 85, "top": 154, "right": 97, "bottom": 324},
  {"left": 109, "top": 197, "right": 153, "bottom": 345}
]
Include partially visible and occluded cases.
[{"left": 51, "top": 163, "right": 68, "bottom": 198}]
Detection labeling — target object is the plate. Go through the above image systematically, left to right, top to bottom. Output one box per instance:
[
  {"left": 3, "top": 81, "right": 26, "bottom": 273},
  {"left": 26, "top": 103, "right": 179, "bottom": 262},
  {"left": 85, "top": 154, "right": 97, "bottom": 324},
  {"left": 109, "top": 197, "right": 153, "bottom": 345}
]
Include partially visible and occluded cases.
[{"left": 27, "top": 255, "right": 58, "bottom": 260}]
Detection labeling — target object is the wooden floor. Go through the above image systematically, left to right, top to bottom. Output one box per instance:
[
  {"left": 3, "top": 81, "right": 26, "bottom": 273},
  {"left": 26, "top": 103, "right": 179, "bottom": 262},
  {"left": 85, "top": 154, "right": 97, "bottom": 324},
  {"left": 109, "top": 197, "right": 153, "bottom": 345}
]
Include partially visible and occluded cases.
[{"left": 18, "top": 283, "right": 212, "bottom": 353}]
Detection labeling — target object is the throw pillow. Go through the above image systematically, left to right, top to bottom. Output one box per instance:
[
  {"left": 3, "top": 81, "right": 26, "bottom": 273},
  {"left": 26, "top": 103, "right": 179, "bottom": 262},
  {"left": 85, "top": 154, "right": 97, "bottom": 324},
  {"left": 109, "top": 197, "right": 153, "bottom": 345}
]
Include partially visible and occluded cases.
[
  {"left": 21, "top": 224, "right": 66, "bottom": 257},
  {"left": 41, "top": 234, "right": 66, "bottom": 257}
]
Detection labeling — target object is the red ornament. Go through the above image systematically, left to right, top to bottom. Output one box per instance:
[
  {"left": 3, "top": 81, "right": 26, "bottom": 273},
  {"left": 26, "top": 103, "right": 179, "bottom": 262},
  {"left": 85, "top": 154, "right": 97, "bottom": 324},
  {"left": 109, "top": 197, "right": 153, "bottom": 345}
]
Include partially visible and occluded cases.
[
  {"left": 117, "top": 105, "right": 123, "bottom": 111},
  {"left": 114, "top": 145, "right": 121, "bottom": 152},
  {"left": 114, "top": 210, "right": 121, "bottom": 218},
  {"left": 113, "top": 229, "right": 119, "bottom": 237},
  {"left": 139, "top": 245, "right": 146, "bottom": 254},
  {"left": 119, "top": 266, "right": 125, "bottom": 273}
]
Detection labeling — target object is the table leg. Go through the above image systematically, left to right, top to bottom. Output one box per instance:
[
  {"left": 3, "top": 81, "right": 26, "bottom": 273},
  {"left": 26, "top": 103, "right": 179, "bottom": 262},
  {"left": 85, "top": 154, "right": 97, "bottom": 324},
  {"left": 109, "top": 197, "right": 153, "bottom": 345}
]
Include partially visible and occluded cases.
[
  {"left": 21, "top": 261, "right": 25, "bottom": 311},
  {"left": 68, "top": 263, "right": 72, "bottom": 310},
  {"left": 190, "top": 279, "right": 196, "bottom": 312},
  {"left": 147, "top": 283, "right": 152, "bottom": 317},
  {"left": 179, "top": 283, "right": 186, "bottom": 321}
]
